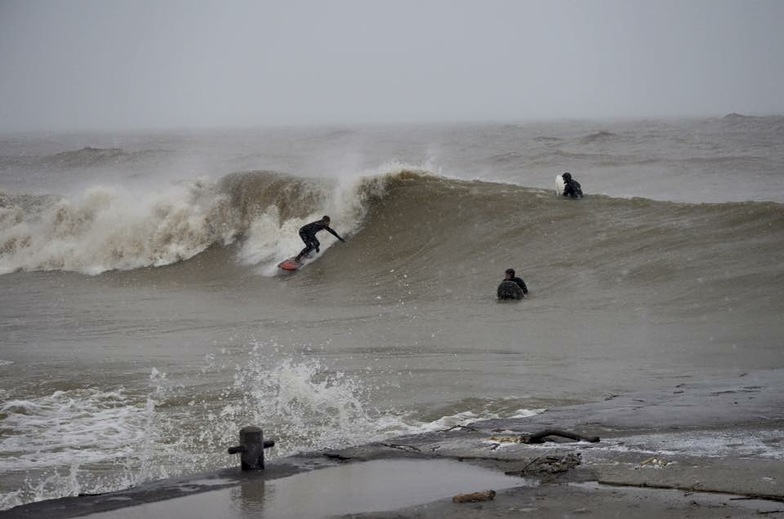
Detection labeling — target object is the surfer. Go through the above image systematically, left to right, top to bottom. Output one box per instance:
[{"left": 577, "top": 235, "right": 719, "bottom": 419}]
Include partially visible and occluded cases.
[
  {"left": 561, "top": 172, "right": 583, "bottom": 199},
  {"left": 294, "top": 215, "right": 345, "bottom": 262},
  {"left": 497, "top": 268, "right": 528, "bottom": 300},
  {"left": 504, "top": 268, "right": 528, "bottom": 294}
]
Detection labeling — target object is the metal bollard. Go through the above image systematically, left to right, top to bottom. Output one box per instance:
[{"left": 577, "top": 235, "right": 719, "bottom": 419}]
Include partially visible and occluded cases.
[{"left": 228, "top": 426, "right": 276, "bottom": 470}]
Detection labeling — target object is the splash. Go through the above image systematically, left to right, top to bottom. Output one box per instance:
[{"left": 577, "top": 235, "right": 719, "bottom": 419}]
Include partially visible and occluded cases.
[
  {"left": 205, "top": 344, "right": 397, "bottom": 456},
  {"left": 0, "top": 371, "right": 179, "bottom": 509}
]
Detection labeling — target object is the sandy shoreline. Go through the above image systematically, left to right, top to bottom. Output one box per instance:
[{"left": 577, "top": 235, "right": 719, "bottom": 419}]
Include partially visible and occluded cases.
[{"left": 3, "top": 369, "right": 783, "bottom": 518}]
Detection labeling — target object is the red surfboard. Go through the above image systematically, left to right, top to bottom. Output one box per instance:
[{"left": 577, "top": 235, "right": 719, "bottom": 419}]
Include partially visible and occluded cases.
[{"left": 277, "top": 257, "right": 303, "bottom": 271}]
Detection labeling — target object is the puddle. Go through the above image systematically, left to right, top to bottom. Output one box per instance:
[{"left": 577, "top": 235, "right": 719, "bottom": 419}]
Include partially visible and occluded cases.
[{"left": 85, "top": 459, "right": 530, "bottom": 518}]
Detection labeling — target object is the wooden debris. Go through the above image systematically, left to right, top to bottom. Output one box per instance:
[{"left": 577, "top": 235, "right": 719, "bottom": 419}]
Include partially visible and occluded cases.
[
  {"left": 489, "top": 429, "right": 600, "bottom": 445},
  {"left": 524, "top": 429, "right": 600, "bottom": 444},
  {"left": 452, "top": 489, "right": 496, "bottom": 503}
]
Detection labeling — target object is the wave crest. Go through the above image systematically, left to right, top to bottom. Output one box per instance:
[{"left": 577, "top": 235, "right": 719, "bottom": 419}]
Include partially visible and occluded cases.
[{"left": 0, "top": 179, "right": 237, "bottom": 274}]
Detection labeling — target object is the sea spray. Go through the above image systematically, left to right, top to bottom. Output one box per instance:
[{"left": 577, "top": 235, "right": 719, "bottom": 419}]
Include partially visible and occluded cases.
[
  {"left": 0, "top": 179, "right": 237, "bottom": 274},
  {"left": 220, "top": 343, "right": 390, "bottom": 455}
]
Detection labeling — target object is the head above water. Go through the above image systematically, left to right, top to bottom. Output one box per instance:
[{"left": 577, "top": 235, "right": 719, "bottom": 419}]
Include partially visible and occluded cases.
[
  {"left": 562, "top": 172, "right": 572, "bottom": 181},
  {"left": 322, "top": 215, "right": 331, "bottom": 223},
  {"left": 505, "top": 268, "right": 515, "bottom": 278}
]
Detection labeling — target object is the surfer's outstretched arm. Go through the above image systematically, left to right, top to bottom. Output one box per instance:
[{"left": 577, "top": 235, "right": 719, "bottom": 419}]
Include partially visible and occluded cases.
[{"left": 327, "top": 226, "right": 345, "bottom": 242}]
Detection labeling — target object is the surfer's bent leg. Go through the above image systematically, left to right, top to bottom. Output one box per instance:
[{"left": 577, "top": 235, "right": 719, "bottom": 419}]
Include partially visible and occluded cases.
[{"left": 296, "top": 232, "right": 318, "bottom": 261}]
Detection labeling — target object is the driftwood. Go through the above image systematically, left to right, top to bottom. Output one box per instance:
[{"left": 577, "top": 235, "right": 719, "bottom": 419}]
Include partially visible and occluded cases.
[
  {"left": 490, "top": 429, "right": 600, "bottom": 445},
  {"left": 523, "top": 429, "right": 600, "bottom": 444},
  {"left": 453, "top": 490, "right": 496, "bottom": 503}
]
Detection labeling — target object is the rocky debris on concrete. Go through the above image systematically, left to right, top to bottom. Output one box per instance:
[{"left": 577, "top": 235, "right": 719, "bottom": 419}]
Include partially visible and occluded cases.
[{"left": 451, "top": 490, "right": 496, "bottom": 504}]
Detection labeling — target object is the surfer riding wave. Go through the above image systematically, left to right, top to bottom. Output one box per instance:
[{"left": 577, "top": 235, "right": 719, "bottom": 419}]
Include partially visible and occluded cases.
[{"left": 295, "top": 215, "right": 345, "bottom": 262}]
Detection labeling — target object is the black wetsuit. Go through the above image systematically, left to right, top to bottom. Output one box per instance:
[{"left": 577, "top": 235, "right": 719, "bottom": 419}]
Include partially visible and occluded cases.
[
  {"left": 563, "top": 178, "right": 583, "bottom": 199},
  {"left": 296, "top": 220, "right": 344, "bottom": 261},
  {"left": 498, "top": 275, "right": 528, "bottom": 300},
  {"left": 510, "top": 276, "right": 528, "bottom": 295}
]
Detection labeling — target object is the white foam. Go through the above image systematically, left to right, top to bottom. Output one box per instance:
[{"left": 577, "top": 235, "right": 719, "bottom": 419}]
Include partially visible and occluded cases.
[
  {"left": 237, "top": 165, "right": 419, "bottom": 275},
  {"left": 0, "top": 178, "right": 237, "bottom": 275},
  {"left": 0, "top": 371, "right": 193, "bottom": 509},
  {"left": 0, "top": 389, "right": 150, "bottom": 471},
  {"left": 524, "top": 429, "right": 784, "bottom": 464},
  {"left": 609, "top": 430, "right": 784, "bottom": 461}
]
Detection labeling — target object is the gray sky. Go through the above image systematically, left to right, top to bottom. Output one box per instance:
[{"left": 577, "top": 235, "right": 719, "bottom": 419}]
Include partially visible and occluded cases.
[{"left": 1, "top": 0, "right": 783, "bottom": 132}]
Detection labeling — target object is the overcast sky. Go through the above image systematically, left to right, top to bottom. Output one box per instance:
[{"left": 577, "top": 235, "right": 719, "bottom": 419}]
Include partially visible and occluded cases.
[{"left": 1, "top": 0, "right": 783, "bottom": 132}]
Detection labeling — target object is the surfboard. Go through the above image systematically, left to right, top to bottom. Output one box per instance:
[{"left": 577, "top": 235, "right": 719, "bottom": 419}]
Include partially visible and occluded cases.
[
  {"left": 555, "top": 174, "right": 565, "bottom": 196},
  {"left": 277, "top": 257, "right": 303, "bottom": 271}
]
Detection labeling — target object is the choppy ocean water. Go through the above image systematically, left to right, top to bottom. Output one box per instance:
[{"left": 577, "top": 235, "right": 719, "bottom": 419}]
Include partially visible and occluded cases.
[{"left": 1, "top": 115, "right": 783, "bottom": 509}]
